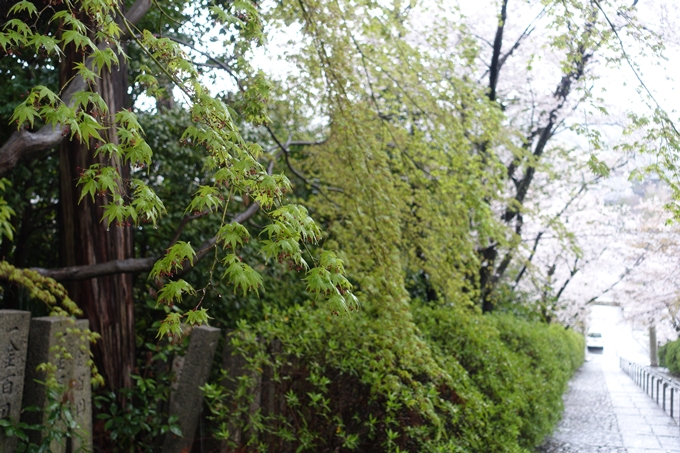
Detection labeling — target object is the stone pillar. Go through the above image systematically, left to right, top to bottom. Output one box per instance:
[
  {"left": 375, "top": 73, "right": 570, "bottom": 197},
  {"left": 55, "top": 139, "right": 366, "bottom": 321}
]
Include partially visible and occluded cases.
[
  {"left": 0, "top": 310, "right": 30, "bottom": 453},
  {"left": 21, "top": 317, "right": 92, "bottom": 453},
  {"left": 69, "top": 320, "right": 92, "bottom": 453},
  {"left": 162, "top": 325, "right": 220, "bottom": 453},
  {"left": 650, "top": 325, "right": 659, "bottom": 367}
]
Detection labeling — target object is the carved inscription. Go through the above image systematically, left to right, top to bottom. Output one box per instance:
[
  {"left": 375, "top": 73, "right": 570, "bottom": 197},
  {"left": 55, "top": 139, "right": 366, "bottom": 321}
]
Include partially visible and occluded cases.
[
  {"left": 0, "top": 310, "right": 30, "bottom": 452},
  {"left": 0, "top": 402, "right": 9, "bottom": 419}
]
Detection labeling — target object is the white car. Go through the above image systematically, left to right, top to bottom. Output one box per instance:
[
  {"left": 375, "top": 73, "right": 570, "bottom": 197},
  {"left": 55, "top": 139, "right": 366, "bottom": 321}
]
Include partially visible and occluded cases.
[{"left": 586, "top": 331, "right": 604, "bottom": 349}]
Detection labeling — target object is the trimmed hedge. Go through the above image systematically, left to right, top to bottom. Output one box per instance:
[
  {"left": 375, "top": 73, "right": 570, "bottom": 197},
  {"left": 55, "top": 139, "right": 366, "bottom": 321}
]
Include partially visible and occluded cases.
[
  {"left": 204, "top": 302, "right": 584, "bottom": 453},
  {"left": 413, "top": 306, "right": 584, "bottom": 450},
  {"left": 659, "top": 338, "right": 680, "bottom": 375}
]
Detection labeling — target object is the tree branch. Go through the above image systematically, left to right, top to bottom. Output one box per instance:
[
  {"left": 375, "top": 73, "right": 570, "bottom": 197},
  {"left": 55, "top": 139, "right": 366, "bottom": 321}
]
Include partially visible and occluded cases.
[
  {"left": 0, "top": 0, "right": 153, "bottom": 176},
  {"left": 488, "top": 0, "right": 508, "bottom": 102},
  {"left": 593, "top": 0, "right": 680, "bottom": 137},
  {"left": 265, "top": 125, "right": 344, "bottom": 196},
  {"left": 33, "top": 154, "right": 278, "bottom": 282},
  {"left": 513, "top": 231, "right": 543, "bottom": 288},
  {"left": 585, "top": 246, "right": 648, "bottom": 305},
  {"left": 34, "top": 257, "right": 157, "bottom": 281},
  {"left": 554, "top": 257, "right": 579, "bottom": 303}
]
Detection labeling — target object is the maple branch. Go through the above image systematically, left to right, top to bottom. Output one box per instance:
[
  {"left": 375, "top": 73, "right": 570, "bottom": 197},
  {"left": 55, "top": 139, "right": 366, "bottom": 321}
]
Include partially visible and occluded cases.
[
  {"left": 0, "top": 0, "right": 153, "bottom": 176},
  {"left": 33, "top": 154, "right": 278, "bottom": 281},
  {"left": 33, "top": 202, "right": 263, "bottom": 281}
]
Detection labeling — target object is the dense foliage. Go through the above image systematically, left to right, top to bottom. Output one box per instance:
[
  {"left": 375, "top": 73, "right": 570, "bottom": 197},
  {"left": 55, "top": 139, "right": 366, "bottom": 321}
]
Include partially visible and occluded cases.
[
  {"left": 0, "top": 0, "right": 673, "bottom": 450},
  {"left": 203, "top": 302, "right": 584, "bottom": 453},
  {"left": 659, "top": 339, "right": 680, "bottom": 376}
]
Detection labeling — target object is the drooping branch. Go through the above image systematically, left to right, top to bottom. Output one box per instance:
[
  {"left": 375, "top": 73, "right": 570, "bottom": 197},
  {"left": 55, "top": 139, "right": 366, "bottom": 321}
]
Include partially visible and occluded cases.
[
  {"left": 0, "top": 0, "right": 153, "bottom": 176},
  {"left": 593, "top": 0, "right": 680, "bottom": 137}
]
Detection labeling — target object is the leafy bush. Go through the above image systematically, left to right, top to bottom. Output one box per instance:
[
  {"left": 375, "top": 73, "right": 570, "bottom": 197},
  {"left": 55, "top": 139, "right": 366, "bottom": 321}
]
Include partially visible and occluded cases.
[
  {"left": 203, "top": 301, "right": 584, "bottom": 453},
  {"left": 414, "top": 305, "right": 584, "bottom": 450},
  {"left": 659, "top": 339, "right": 680, "bottom": 375}
]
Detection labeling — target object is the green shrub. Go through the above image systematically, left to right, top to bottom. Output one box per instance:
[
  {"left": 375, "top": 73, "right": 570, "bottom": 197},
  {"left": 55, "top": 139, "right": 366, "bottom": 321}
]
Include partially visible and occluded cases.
[
  {"left": 203, "top": 302, "right": 583, "bottom": 453},
  {"left": 414, "top": 306, "right": 583, "bottom": 450},
  {"left": 659, "top": 339, "right": 680, "bottom": 375}
]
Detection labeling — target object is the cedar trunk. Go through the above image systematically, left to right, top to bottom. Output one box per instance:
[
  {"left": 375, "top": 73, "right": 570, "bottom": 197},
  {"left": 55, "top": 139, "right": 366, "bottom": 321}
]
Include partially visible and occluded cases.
[{"left": 58, "top": 22, "right": 135, "bottom": 390}]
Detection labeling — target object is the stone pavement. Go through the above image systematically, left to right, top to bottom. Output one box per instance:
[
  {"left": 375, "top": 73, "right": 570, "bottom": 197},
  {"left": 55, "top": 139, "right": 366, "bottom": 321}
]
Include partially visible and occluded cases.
[{"left": 537, "top": 354, "right": 680, "bottom": 453}]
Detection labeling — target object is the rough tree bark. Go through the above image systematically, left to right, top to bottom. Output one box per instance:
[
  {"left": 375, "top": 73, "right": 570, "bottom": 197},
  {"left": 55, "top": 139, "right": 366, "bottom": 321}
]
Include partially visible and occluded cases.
[{"left": 58, "top": 5, "right": 135, "bottom": 391}]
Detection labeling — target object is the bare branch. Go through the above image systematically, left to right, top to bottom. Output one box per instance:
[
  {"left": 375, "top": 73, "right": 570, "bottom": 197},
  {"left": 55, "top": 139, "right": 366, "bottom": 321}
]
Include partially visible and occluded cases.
[
  {"left": 488, "top": 0, "right": 508, "bottom": 102},
  {"left": 593, "top": 0, "right": 680, "bottom": 137},
  {"left": 482, "top": 7, "right": 546, "bottom": 82},
  {"left": 497, "top": 8, "right": 545, "bottom": 73},
  {"left": 167, "top": 36, "right": 239, "bottom": 83},
  {"left": 265, "top": 125, "right": 344, "bottom": 196},
  {"left": 168, "top": 210, "right": 211, "bottom": 247},
  {"left": 513, "top": 231, "right": 544, "bottom": 288},
  {"left": 585, "top": 246, "right": 648, "bottom": 305},
  {"left": 33, "top": 257, "right": 157, "bottom": 281},
  {"left": 554, "top": 257, "right": 579, "bottom": 303}
]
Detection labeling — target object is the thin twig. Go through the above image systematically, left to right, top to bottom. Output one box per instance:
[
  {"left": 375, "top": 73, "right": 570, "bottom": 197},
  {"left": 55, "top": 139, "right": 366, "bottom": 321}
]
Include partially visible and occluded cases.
[{"left": 593, "top": 0, "right": 680, "bottom": 136}]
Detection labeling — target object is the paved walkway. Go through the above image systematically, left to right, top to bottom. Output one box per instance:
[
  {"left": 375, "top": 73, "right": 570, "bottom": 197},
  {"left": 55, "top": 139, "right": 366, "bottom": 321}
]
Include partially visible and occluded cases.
[{"left": 538, "top": 354, "right": 680, "bottom": 453}]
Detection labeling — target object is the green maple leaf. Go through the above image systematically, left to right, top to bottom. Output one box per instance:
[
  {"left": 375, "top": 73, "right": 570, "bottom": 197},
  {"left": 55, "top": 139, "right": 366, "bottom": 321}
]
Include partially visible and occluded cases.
[
  {"left": 8, "top": 1, "right": 37, "bottom": 17},
  {"left": 11, "top": 103, "right": 39, "bottom": 128},
  {"left": 217, "top": 223, "right": 250, "bottom": 250},
  {"left": 221, "top": 254, "right": 263, "bottom": 296},
  {"left": 157, "top": 280, "right": 196, "bottom": 306},
  {"left": 185, "top": 308, "right": 211, "bottom": 326},
  {"left": 157, "top": 313, "right": 183, "bottom": 338}
]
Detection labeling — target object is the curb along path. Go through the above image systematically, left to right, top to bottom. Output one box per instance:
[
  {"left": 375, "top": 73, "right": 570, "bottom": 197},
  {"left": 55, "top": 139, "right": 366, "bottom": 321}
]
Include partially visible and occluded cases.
[{"left": 538, "top": 355, "right": 680, "bottom": 453}]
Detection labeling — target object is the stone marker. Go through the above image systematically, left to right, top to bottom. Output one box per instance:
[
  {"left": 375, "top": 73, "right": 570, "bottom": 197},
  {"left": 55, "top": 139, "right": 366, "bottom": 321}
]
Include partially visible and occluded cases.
[
  {"left": 0, "top": 310, "right": 30, "bottom": 453},
  {"left": 21, "top": 317, "right": 92, "bottom": 453},
  {"left": 162, "top": 325, "right": 220, "bottom": 453}
]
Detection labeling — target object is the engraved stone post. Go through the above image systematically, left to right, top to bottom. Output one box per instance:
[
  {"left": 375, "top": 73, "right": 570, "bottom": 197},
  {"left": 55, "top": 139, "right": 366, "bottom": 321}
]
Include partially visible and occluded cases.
[
  {"left": 0, "top": 310, "right": 30, "bottom": 453},
  {"left": 21, "top": 317, "right": 91, "bottom": 453},
  {"left": 69, "top": 319, "right": 92, "bottom": 453},
  {"left": 162, "top": 325, "right": 220, "bottom": 453}
]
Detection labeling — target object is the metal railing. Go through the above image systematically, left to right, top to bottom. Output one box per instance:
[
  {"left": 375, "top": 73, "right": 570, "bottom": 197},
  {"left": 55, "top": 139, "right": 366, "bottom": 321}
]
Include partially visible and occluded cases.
[{"left": 620, "top": 357, "right": 680, "bottom": 423}]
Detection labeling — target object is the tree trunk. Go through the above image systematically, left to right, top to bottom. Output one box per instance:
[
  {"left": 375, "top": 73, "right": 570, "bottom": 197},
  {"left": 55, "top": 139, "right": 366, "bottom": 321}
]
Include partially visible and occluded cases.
[{"left": 58, "top": 9, "right": 135, "bottom": 390}]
